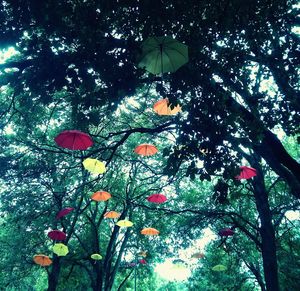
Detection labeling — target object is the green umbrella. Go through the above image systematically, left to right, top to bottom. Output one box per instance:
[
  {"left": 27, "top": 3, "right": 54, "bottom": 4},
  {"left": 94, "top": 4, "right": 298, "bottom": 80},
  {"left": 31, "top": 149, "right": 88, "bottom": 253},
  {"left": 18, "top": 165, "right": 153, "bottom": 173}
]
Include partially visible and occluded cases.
[
  {"left": 138, "top": 36, "right": 188, "bottom": 75},
  {"left": 52, "top": 243, "right": 69, "bottom": 257},
  {"left": 91, "top": 253, "right": 102, "bottom": 260},
  {"left": 212, "top": 264, "right": 227, "bottom": 272}
]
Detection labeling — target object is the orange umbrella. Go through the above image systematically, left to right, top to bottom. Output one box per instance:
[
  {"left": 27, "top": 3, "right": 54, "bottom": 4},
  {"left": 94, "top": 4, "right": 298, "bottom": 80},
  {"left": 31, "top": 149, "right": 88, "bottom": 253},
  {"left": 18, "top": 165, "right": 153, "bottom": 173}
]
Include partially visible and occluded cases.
[
  {"left": 153, "top": 98, "right": 181, "bottom": 116},
  {"left": 134, "top": 144, "right": 158, "bottom": 156},
  {"left": 91, "top": 191, "right": 111, "bottom": 202},
  {"left": 104, "top": 211, "right": 120, "bottom": 219},
  {"left": 141, "top": 227, "right": 160, "bottom": 235},
  {"left": 33, "top": 254, "right": 52, "bottom": 266}
]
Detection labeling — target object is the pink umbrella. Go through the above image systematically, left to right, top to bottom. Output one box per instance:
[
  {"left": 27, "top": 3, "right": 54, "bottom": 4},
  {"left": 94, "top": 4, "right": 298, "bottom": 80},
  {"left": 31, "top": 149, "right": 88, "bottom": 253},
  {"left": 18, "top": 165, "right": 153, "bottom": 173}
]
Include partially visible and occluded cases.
[
  {"left": 54, "top": 130, "right": 93, "bottom": 150},
  {"left": 236, "top": 166, "right": 257, "bottom": 180},
  {"left": 147, "top": 194, "right": 167, "bottom": 204},
  {"left": 56, "top": 207, "right": 74, "bottom": 219},
  {"left": 218, "top": 228, "right": 235, "bottom": 237},
  {"left": 48, "top": 230, "right": 67, "bottom": 241},
  {"left": 139, "top": 259, "right": 147, "bottom": 265}
]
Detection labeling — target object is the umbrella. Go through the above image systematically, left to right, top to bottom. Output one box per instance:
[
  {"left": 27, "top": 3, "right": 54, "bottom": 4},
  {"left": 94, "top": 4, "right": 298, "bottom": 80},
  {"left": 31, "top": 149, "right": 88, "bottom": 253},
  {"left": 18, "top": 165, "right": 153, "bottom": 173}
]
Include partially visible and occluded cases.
[
  {"left": 138, "top": 36, "right": 188, "bottom": 74},
  {"left": 153, "top": 98, "right": 181, "bottom": 116},
  {"left": 54, "top": 130, "right": 93, "bottom": 150},
  {"left": 134, "top": 144, "right": 158, "bottom": 156},
  {"left": 83, "top": 158, "right": 106, "bottom": 175},
  {"left": 236, "top": 166, "right": 257, "bottom": 180},
  {"left": 91, "top": 191, "right": 111, "bottom": 202},
  {"left": 147, "top": 193, "right": 167, "bottom": 204},
  {"left": 56, "top": 207, "right": 74, "bottom": 219},
  {"left": 104, "top": 211, "right": 120, "bottom": 219},
  {"left": 116, "top": 220, "right": 133, "bottom": 228},
  {"left": 141, "top": 227, "right": 159, "bottom": 236},
  {"left": 218, "top": 228, "right": 235, "bottom": 237},
  {"left": 48, "top": 230, "right": 66, "bottom": 241},
  {"left": 52, "top": 243, "right": 69, "bottom": 256},
  {"left": 138, "top": 251, "right": 148, "bottom": 257},
  {"left": 191, "top": 252, "right": 205, "bottom": 259},
  {"left": 91, "top": 253, "right": 102, "bottom": 260},
  {"left": 33, "top": 254, "right": 52, "bottom": 266},
  {"left": 139, "top": 259, "right": 147, "bottom": 264},
  {"left": 212, "top": 264, "right": 227, "bottom": 272}
]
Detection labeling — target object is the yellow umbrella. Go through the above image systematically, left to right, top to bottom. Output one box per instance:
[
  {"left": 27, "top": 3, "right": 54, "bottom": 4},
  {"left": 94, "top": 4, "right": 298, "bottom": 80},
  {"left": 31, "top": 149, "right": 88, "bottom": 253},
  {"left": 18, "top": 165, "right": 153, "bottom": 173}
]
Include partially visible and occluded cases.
[
  {"left": 83, "top": 158, "right": 106, "bottom": 175},
  {"left": 116, "top": 220, "right": 133, "bottom": 227},
  {"left": 52, "top": 243, "right": 69, "bottom": 257},
  {"left": 138, "top": 251, "right": 148, "bottom": 257},
  {"left": 91, "top": 253, "right": 102, "bottom": 260},
  {"left": 212, "top": 264, "right": 227, "bottom": 271}
]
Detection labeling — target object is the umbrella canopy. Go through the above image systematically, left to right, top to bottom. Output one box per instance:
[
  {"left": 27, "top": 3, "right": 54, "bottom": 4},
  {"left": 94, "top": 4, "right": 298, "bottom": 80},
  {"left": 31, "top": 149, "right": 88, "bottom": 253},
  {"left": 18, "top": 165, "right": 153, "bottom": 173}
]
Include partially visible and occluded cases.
[
  {"left": 138, "top": 36, "right": 188, "bottom": 74},
  {"left": 153, "top": 98, "right": 181, "bottom": 116},
  {"left": 54, "top": 130, "right": 93, "bottom": 150},
  {"left": 134, "top": 144, "right": 158, "bottom": 156},
  {"left": 83, "top": 158, "right": 106, "bottom": 175},
  {"left": 236, "top": 166, "right": 257, "bottom": 180},
  {"left": 91, "top": 191, "right": 111, "bottom": 202},
  {"left": 147, "top": 193, "right": 167, "bottom": 204},
  {"left": 56, "top": 207, "right": 74, "bottom": 219},
  {"left": 104, "top": 211, "right": 120, "bottom": 219},
  {"left": 116, "top": 220, "right": 133, "bottom": 228},
  {"left": 141, "top": 227, "right": 160, "bottom": 236},
  {"left": 218, "top": 228, "right": 235, "bottom": 237},
  {"left": 48, "top": 230, "right": 66, "bottom": 241},
  {"left": 52, "top": 243, "right": 69, "bottom": 256},
  {"left": 138, "top": 251, "right": 148, "bottom": 257},
  {"left": 191, "top": 252, "right": 205, "bottom": 259},
  {"left": 91, "top": 253, "right": 102, "bottom": 260},
  {"left": 33, "top": 254, "right": 52, "bottom": 266},
  {"left": 212, "top": 264, "right": 227, "bottom": 272}
]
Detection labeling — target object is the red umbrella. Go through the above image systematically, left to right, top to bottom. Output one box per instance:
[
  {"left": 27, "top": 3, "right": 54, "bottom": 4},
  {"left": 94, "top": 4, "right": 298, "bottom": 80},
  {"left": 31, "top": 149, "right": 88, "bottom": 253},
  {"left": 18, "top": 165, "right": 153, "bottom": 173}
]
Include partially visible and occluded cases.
[
  {"left": 54, "top": 130, "right": 93, "bottom": 150},
  {"left": 134, "top": 144, "right": 158, "bottom": 156},
  {"left": 236, "top": 166, "right": 257, "bottom": 180},
  {"left": 147, "top": 193, "right": 167, "bottom": 204},
  {"left": 56, "top": 207, "right": 74, "bottom": 219},
  {"left": 218, "top": 228, "right": 235, "bottom": 237},
  {"left": 48, "top": 230, "right": 67, "bottom": 241},
  {"left": 139, "top": 259, "right": 147, "bottom": 264}
]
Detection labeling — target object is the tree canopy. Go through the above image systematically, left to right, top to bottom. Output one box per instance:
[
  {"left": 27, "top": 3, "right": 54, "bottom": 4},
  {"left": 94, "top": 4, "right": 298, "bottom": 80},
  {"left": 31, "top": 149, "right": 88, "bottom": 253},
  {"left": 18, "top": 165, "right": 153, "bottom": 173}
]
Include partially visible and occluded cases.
[{"left": 0, "top": 1, "right": 299, "bottom": 290}]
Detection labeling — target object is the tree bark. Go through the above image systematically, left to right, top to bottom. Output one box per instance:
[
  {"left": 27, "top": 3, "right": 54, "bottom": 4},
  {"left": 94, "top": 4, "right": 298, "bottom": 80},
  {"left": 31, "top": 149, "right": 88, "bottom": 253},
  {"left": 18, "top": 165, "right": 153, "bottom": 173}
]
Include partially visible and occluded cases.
[
  {"left": 251, "top": 158, "right": 280, "bottom": 291},
  {"left": 47, "top": 257, "right": 61, "bottom": 291}
]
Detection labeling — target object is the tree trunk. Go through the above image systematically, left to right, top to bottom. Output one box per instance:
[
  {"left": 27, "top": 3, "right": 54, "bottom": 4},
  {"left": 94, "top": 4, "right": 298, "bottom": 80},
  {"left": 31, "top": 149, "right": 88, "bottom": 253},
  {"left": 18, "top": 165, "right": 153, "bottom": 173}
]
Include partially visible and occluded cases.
[
  {"left": 251, "top": 159, "right": 280, "bottom": 291},
  {"left": 48, "top": 257, "right": 61, "bottom": 291}
]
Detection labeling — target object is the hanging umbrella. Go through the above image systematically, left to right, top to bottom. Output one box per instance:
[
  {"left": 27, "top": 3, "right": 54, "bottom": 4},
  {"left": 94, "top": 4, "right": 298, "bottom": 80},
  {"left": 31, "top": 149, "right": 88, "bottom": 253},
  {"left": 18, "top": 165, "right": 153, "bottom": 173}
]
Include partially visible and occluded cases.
[
  {"left": 138, "top": 36, "right": 188, "bottom": 75},
  {"left": 153, "top": 98, "right": 181, "bottom": 116},
  {"left": 54, "top": 130, "right": 93, "bottom": 150},
  {"left": 134, "top": 144, "right": 158, "bottom": 156},
  {"left": 83, "top": 158, "right": 106, "bottom": 175},
  {"left": 235, "top": 166, "right": 257, "bottom": 180},
  {"left": 91, "top": 191, "right": 111, "bottom": 202},
  {"left": 147, "top": 193, "right": 167, "bottom": 204},
  {"left": 56, "top": 207, "right": 74, "bottom": 219},
  {"left": 104, "top": 211, "right": 120, "bottom": 219},
  {"left": 116, "top": 220, "right": 133, "bottom": 227},
  {"left": 141, "top": 227, "right": 159, "bottom": 236},
  {"left": 218, "top": 228, "right": 235, "bottom": 237},
  {"left": 48, "top": 230, "right": 67, "bottom": 241},
  {"left": 52, "top": 243, "right": 69, "bottom": 256},
  {"left": 138, "top": 251, "right": 148, "bottom": 257},
  {"left": 191, "top": 252, "right": 205, "bottom": 259},
  {"left": 91, "top": 253, "right": 102, "bottom": 260},
  {"left": 33, "top": 254, "right": 52, "bottom": 266},
  {"left": 139, "top": 259, "right": 147, "bottom": 265},
  {"left": 212, "top": 264, "right": 227, "bottom": 272}
]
